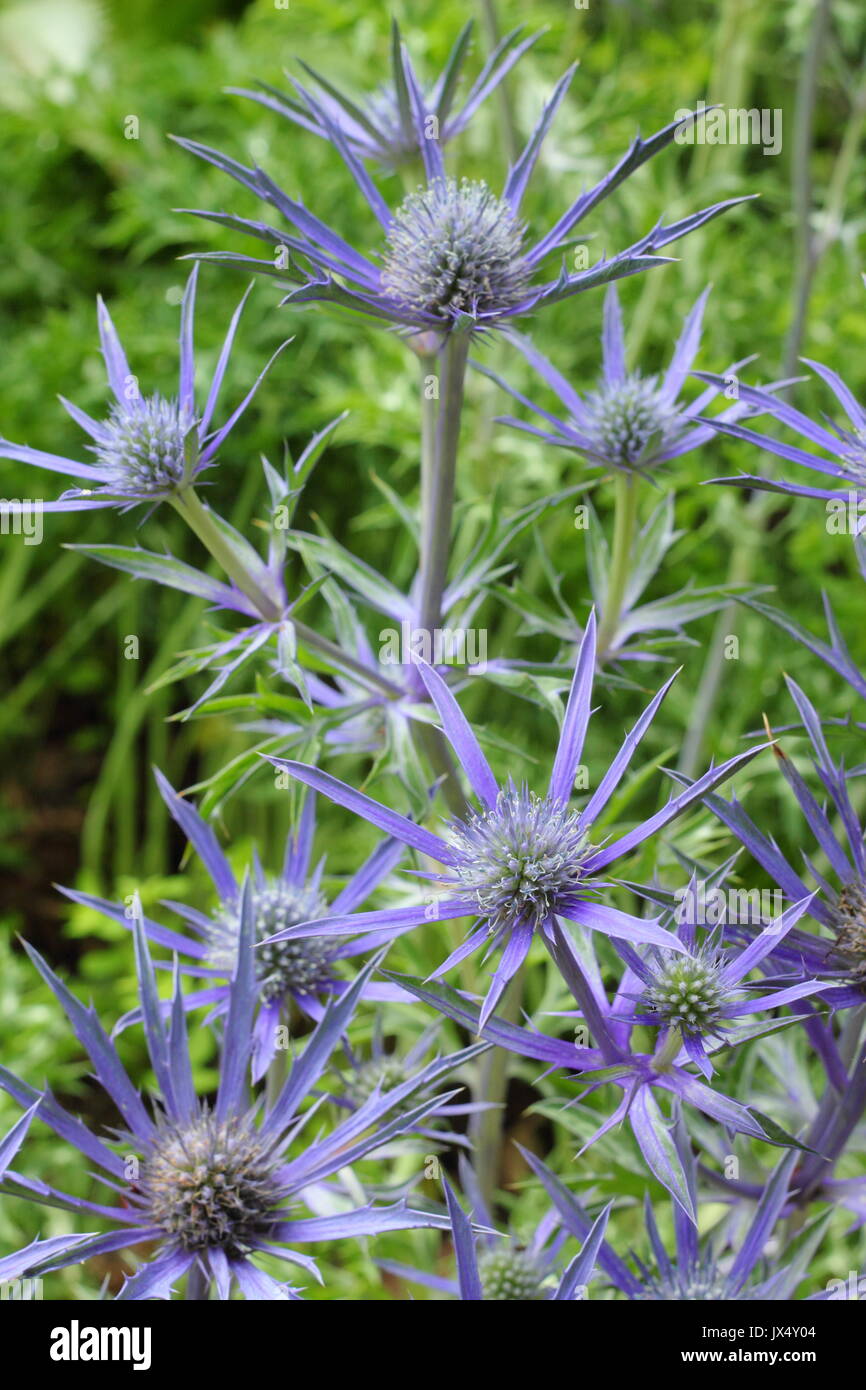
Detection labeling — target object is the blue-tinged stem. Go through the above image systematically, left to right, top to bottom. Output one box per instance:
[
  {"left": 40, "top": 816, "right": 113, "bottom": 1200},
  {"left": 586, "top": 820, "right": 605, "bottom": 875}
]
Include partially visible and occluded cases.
[
  {"left": 418, "top": 332, "right": 470, "bottom": 637},
  {"left": 415, "top": 339, "right": 471, "bottom": 818},
  {"left": 172, "top": 485, "right": 283, "bottom": 623}
]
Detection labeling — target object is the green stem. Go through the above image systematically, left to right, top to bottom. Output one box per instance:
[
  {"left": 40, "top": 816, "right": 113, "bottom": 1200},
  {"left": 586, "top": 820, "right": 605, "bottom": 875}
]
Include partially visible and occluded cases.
[
  {"left": 418, "top": 332, "right": 470, "bottom": 636},
  {"left": 415, "top": 339, "right": 471, "bottom": 817},
  {"left": 596, "top": 473, "right": 638, "bottom": 663},
  {"left": 171, "top": 486, "right": 283, "bottom": 624},
  {"left": 469, "top": 963, "right": 526, "bottom": 1210}
]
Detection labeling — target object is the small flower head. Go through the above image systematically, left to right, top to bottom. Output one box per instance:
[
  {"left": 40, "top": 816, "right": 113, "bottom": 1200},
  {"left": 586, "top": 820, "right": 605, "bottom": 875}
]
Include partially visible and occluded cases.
[
  {"left": 227, "top": 24, "right": 544, "bottom": 172},
  {"left": 180, "top": 68, "right": 744, "bottom": 340},
  {"left": 382, "top": 178, "right": 530, "bottom": 323},
  {"left": 0, "top": 266, "right": 285, "bottom": 515},
  {"left": 702, "top": 283, "right": 866, "bottom": 511},
  {"left": 480, "top": 285, "right": 753, "bottom": 477},
  {"left": 582, "top": 373, "right": 675, "bottom": 470},
  {"left": 96, "top": 395, "right": 196, "bottom": 498},
  {"left": 267, "top": 616, "right": 768, "bottom": 1029},
  {"left": 708, "top": 678, "right": 866, "bottom": 1011},
  {"left": 60, "top": 772, "right": 405, "bottom": 1082},
  {"left": 447, "top": 782, "right": 590, "bottom": 936},
  {"left": 209, "top": 880, "right": 333, "bottom": 1002},
  {"left": 0, "top": 926, "right": 458, "bottom": 1299},
  {"left": 642, "top": 948, "right": 730, "bottom": 1035},
  {"left": 343, "top": 1054, "right": 409, "bottom": 1107},
  {"left": 141, "top": 1111, "right": 283, "bottom": 1255},
  {"left": 476, "top": 1244, "right": 545, "bottom": 1301},
  {"left": 636, "top": 1254, "right": 732, "bottom": 1301}
]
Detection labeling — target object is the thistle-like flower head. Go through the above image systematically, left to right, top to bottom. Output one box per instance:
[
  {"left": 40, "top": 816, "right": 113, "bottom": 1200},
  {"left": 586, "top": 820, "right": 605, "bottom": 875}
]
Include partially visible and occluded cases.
[
  {"left": 226, "top": 23, "right": 544, "bottom": 172},
  {"left": 178, "top": 59, "right": 746, "bottom": 341},
  {"left": 382, "top": 178, "right": 530, "bottom": 324},
  {"left": 0, "top": 265, "right": 287, "bottom": 515},
  {"left": 700, "top": 282, "right": 866, "bottom": 512},
  {"left": 478, "top": 284, "right": 757, "bottom": 476},
  {"left": 582, "top": 373, "right": 675, "bottom": 469},
  {"left": 96, "top": 394, "right": 196, "bottom": 498},
  {"left": 266, "top": 615, "right": 769, "bottom": 1029},
  {"left": 707, "top": 676, "right": 866, "bottom": 1012},
  {"left": 59, "top": 770, "right": 405, "bottom": 1081},
  {"left": 447, "top": 782, "right": 590, "bottom": 935},
  {"left": 617, "top": 879, "right": 823, "bottom": 1078},
  {"left": 827, "top": 879, "right": 866, "bottom": 979},
  {"left": 209, "top": 880, "right": 333, "bottom": 1002},
  {"left": 0, "top": 919, "right": 461, "bottom": 1299},
  {"left": 642, "top": 947, "right": 731, "bottom": 1035},
  {"left": 140, "top": 1112, "right": 284, "bottom": 1256},
  {"left": 523, "top": 1133, "right": 808, "bottom": 1302},
  {"left": 476, "top": 1245, "right": 546, "bottom": 1301}
]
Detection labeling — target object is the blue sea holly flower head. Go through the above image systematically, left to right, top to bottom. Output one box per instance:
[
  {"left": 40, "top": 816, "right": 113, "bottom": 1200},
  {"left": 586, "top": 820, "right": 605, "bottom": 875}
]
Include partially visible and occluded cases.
[
  {"left": 227, "top": 21, "right": 544, "bottom": 173},
  {"left": 177, "top": 61, "right": 749, "bottom": 340},
  {"left": 0, "top": 265, "right": 287, "bottom": 516},
  {"left": 477, "top": 284, "right": 762, "bottom": 476},
  {"left": 261, "top": 613, "right": 769, "bottom": 1029},
  {"left": 696, "top": 677, "right": 866, "bottom": 1012},
  {"left": 59, "top": 771, "right": 409, "bottom": 1081},
  {"left": 612, "top": 881, "right": 826, "bottom": 1079},
  {"left": 0, "top": 915, "right": 467, "bottom": 1300},
  {"left": 521, "top": 1133, "right": 815, "bottom": 1300}
]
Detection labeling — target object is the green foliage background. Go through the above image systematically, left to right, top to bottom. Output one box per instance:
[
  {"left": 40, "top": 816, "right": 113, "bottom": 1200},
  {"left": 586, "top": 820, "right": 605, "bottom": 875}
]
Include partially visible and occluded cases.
[{"left": 1, "top": 0, "right": 865, "bottom": 1298}]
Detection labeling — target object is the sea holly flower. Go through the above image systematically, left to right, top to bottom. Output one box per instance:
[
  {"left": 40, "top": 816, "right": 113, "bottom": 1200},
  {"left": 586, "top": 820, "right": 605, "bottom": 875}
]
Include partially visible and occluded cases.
[
  {"left": 228, "top": 21, "right": 543, "bottom": 172},
  {"left": 177, "top": 64, "right": 748, "bottom": 340},
  {"left": 0, "top": 265, "right": 286, "bottom": 515},
  {"left": 476, "top": 285, "right": 759, "bottom": 476},
  {"left": 261, "top": 614, "right": 767, "bottom": 1028},
  {"left": 693, "top": 677, "right": 866, "bottom": 1011},
  {"left": 59, "top": 770, "right": 409, "bottom": 1080},
  {"left": 610, "top": 882, "right": 825, "bottom": 1079},
  {"left": 0, "top": 916, "right": 463, "bottom": 1300},
  {"left": 521, "top": 1132, "right": 815, "bottom": 1300},
  {"left": 379, "top": 1161, "right": 610, "bottom": 1301}
]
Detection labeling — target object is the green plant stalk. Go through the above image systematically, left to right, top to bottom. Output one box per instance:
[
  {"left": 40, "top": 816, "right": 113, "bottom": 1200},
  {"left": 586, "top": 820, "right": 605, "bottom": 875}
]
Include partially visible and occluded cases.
[
  {"left": 418, "top": 333, "right": 471, "bottom": 637},
  {"left": 415, "top": 344, "right": 471, "bottom": 818},
  {"left": 596, "top": 472, "right": 639, "bottom": 663},
  {"left": 171, "top": 486, "right": 284, "bottom": 623},
  {"left": 469, "top": 962, "right": 526, "bottom": 1210}
]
